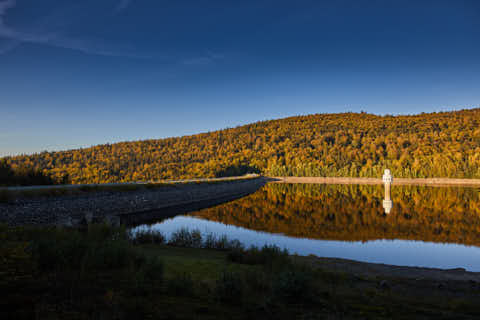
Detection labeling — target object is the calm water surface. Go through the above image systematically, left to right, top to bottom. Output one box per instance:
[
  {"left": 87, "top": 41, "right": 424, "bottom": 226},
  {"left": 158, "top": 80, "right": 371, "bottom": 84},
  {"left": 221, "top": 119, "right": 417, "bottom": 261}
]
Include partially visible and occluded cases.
[{"left": 132, "top": 183, "right": 480, "bottom": 271}]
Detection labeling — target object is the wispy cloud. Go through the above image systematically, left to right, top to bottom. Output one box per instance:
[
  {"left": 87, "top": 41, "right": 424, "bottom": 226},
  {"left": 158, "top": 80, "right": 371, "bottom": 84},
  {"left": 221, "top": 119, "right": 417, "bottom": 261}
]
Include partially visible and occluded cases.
[
  {"left": 0, "top": 0, "right": 144, "bottom": 58},
  {"left": 0, "top": 0, "right": 16, "bottom": 37},
  {"left": 0, "top": 0, "right": 15, "bottom": 16},
  {"left": 114, "top": 0, "right": 132, "bottom": 13},
  {"left": 0, "top": 38, "right": 19, "bottom": 54},
  {"left": 182, "top": 52, "right": 224, "bottom": 66}
]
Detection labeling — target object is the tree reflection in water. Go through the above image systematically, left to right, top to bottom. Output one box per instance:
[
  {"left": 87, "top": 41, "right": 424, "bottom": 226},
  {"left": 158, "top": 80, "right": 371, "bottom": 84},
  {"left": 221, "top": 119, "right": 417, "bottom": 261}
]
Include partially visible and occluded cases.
[{"left": 189, "top": 183, "right": 480, "bottom": 246}]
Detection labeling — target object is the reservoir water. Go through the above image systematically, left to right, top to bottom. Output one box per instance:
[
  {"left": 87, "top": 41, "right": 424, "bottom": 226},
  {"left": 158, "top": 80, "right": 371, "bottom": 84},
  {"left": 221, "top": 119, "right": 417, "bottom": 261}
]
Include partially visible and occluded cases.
[{"left": 131, "top": 183, "right": 480, "bottom": 271}]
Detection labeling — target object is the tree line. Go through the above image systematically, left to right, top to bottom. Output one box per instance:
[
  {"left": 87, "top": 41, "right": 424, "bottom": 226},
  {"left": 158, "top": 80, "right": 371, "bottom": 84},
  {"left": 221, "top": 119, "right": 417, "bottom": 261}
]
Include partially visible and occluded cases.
[
  {"left": 2, "top": 108, "right": 480, "bottom": 185},
  {"left": 0, "top": 160, "right": 65, "bottom": 186}
]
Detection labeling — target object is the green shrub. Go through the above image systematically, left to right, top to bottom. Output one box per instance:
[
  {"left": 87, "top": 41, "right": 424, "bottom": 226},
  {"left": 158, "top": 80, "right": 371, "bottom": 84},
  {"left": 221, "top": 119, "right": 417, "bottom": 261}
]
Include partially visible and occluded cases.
[
  {"left": 28, "top": 224, "right": 150, "bottom": 273},
  {"left": 131, "top": 228, "right": 166, "bottom": 245},
  {"left": 168, "top": 228, "right": 198, "bottom": 247},
  {"left": 164, "top": 229, "right": 245, "bottom": 251},
  {"left": 190, "top": 229, "right": 203, "bottom": 248},
  {"left": 31, "top": 233, "right": 88, "bottom": 271},
  {"left": 203, "top": 233, "right": 217, "bottom": 249},
  {"left": 205, "top": 234, "right": 244, "bottom": 251},
  {"left": 214, "top": 235, "right": 229, "bottom": 250},
  {"left": 225, "top": 238, "right": 244, "bottom": 251},
  {"left": 89, "top": 240, "right": 137, "bottom": 269},
  {"left": 227, "top": 244, "right": 290, "bottom": 268},
  {"left": 129, "top": 256, "right": 164, "bottom": 295},
  {"left": 141, "top": 256, "right": 164, "bottom": 284},
  {"left": 271, "top": 268, "right": 315, "bottom": 303},
  {"left": 244, "top": 269, "right": 271, "bottom": 293},
  {"left": 215, "top": 270, "right": 244, "bottom": 304},
  {"left": 167, "top": 272, "right": 195, "bottom": 297}
]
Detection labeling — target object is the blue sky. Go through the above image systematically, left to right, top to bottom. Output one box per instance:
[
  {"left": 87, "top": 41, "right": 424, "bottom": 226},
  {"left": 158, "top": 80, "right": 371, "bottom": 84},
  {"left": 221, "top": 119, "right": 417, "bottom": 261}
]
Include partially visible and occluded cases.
[{"left": 1, "top": 0, "right": 479, "bottom": 156}]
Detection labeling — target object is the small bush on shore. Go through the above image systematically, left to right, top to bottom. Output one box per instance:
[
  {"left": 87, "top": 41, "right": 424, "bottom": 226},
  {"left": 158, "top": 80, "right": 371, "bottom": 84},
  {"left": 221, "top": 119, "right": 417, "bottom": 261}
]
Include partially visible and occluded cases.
[
  {"left": 3, "top": 223, "right": 165, "bottom": 292},
  {"left": 168, "top": 227, "right": 202, "bottom": 247},
  {"left": 131, "top": 228, "right": 166, "bottom": 245},
  {"left": 166, "top": 228, "right": 244, "bottom": 250},
  {"left": 227, "top": 244, "right": 290, "bottom": 268},
  {"left": 130, "top": 256, "right": 164, "bottom": 295},
  {"left": 271, "top": 267, "right": 315, "bottom": 303},
  {"left": 215, "top": 270, "right": 244, "bottom": 304},
  {"left": 167, "top": 272, "right": 195, "bottom": 297}
]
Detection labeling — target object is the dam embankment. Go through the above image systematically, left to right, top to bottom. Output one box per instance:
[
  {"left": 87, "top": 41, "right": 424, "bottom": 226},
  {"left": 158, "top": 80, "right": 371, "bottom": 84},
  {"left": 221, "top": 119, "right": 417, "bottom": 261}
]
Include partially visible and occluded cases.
[{"left": 0, "top": 177, "right": 266, "bottom": 227}]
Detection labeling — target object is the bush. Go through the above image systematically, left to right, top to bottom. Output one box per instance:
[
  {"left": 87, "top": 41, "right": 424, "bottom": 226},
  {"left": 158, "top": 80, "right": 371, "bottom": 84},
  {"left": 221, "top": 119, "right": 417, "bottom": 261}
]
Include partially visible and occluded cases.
[
  {"left": 86, "top": 223, "right": 129, "bottom": 242},
  {"left": 28, "top": 224, "right": 154, "bottom": 273},
  {"left": 131, "top": 228, "right": 166, "bottom": 245},
  {"left": 168, "top": 228, "right": 201, "bottom": 247},
  {"left": 164, "top": 229, "right": 246, "bottom": 251},
  {"left": 191, "top": 229, "right": 203, "bottom": 248},
  {"left": 31, "top": 233, "right": 89, "bottom": 271},
  {"left": 202, "top": 233, "right": 244, "bottom": 251},
  {"left": 203, "top": 233, "right": 217, "bottom": 249},
  {"left": 213, "top": 235, "right": 229, "bottom": 250},
  {"left": 88, "top": 240, "right": 138, "bottom": 269},
  {"left": 227, "top": 245, "right": 290, "bottom": 268},
  {"left": 130, "top": 256, "right": 164, "bottom": 295},
  {"left": 141, "top": 256, "right": 164, "bottom": 284},
  {"left": 271, "top": 267, "right": 315, "bottom": 303},
  {"left": 244, "top": 269, "right": 271, "bottom": 293},
  {"left": 215, "top": 271, "right": 244, "bottom": 304},
  {"left": 167, "top": 272, "right": 195, "bottom": 296}
]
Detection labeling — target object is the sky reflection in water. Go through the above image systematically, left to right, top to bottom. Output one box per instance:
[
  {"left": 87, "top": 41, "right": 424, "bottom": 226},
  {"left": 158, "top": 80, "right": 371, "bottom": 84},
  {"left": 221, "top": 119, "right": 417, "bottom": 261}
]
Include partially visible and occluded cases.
[{"left": 132, "top": 183, "right": 480, "bottom": 271}]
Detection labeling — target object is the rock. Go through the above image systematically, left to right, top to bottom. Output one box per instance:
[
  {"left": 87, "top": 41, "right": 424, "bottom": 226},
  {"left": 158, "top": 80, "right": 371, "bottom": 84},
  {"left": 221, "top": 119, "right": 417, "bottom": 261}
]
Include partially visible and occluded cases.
[{"left": 0, "top": 178, "right": 265, "bottom": 227}]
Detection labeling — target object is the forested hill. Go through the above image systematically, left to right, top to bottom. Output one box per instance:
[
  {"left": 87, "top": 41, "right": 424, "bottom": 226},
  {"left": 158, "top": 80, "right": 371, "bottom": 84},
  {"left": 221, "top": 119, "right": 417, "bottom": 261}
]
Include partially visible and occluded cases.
[{"left": 3, "top": 108, "right": 480, "bottom": 184}]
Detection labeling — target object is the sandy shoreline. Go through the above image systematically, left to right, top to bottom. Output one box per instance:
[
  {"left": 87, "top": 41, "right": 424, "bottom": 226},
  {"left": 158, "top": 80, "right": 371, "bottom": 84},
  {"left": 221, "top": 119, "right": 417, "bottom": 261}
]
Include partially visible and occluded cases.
[{"left": 270, "top": 176, "right": 480, "bottom": 186}]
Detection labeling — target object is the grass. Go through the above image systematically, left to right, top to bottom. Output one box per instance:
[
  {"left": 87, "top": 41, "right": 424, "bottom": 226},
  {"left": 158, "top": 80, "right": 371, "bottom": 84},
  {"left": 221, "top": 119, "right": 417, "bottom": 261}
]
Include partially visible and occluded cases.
[
  {"left": 0, "top": 189, "right": 12, "bottom": 203},
  {"left": 2, "top": 223, "right": 480, "bottom": 319},
  {"left": 227, "top": 244, "right": 290, "bottom": 268}
]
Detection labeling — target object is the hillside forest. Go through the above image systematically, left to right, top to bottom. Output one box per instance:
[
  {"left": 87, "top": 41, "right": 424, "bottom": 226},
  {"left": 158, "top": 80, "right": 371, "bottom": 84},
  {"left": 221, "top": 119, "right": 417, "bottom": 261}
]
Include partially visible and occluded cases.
[
  {"left": 2, "top": 108, "right": 480, "bottom": 185},
  {"left": 0, "top": 160, "right": 62, "bottom": 186}
]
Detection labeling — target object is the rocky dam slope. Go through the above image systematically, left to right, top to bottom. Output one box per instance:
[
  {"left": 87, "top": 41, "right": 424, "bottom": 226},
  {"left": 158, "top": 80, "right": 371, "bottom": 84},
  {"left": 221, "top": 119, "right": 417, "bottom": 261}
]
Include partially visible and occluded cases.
[{"left": 0, "top": 177, "right": 266, "bottom": 227}]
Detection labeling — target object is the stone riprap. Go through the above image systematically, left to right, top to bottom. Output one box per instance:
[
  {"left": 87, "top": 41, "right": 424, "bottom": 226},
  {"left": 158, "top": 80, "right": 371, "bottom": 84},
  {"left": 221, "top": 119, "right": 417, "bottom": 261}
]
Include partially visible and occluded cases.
[{"left": 0, "top": 178, "right": 266, "bottom": 227}]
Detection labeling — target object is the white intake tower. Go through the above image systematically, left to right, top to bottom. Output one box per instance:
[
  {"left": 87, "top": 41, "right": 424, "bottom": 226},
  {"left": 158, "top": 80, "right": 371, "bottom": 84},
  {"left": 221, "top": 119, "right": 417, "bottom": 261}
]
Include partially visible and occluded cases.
[{"left": 382, "top": 169, "right": 393, "bottom": 214}]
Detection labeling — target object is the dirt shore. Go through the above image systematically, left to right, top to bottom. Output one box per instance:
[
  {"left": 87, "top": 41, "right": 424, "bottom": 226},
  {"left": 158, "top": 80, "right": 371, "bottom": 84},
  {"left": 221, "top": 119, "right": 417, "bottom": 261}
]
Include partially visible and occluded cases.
[
  {"left": 271, "top": 176, "right": 480, "bottom": 186},
  {"left": 298, "top": 255, "right": 480, "bottom": 282}
]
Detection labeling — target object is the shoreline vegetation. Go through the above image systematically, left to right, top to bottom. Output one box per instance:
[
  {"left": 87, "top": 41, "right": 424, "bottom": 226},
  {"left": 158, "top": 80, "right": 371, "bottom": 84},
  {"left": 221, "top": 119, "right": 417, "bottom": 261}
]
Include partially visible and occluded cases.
[{"left": 2, "top": 224, "right": 480, "bottom": 319}]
